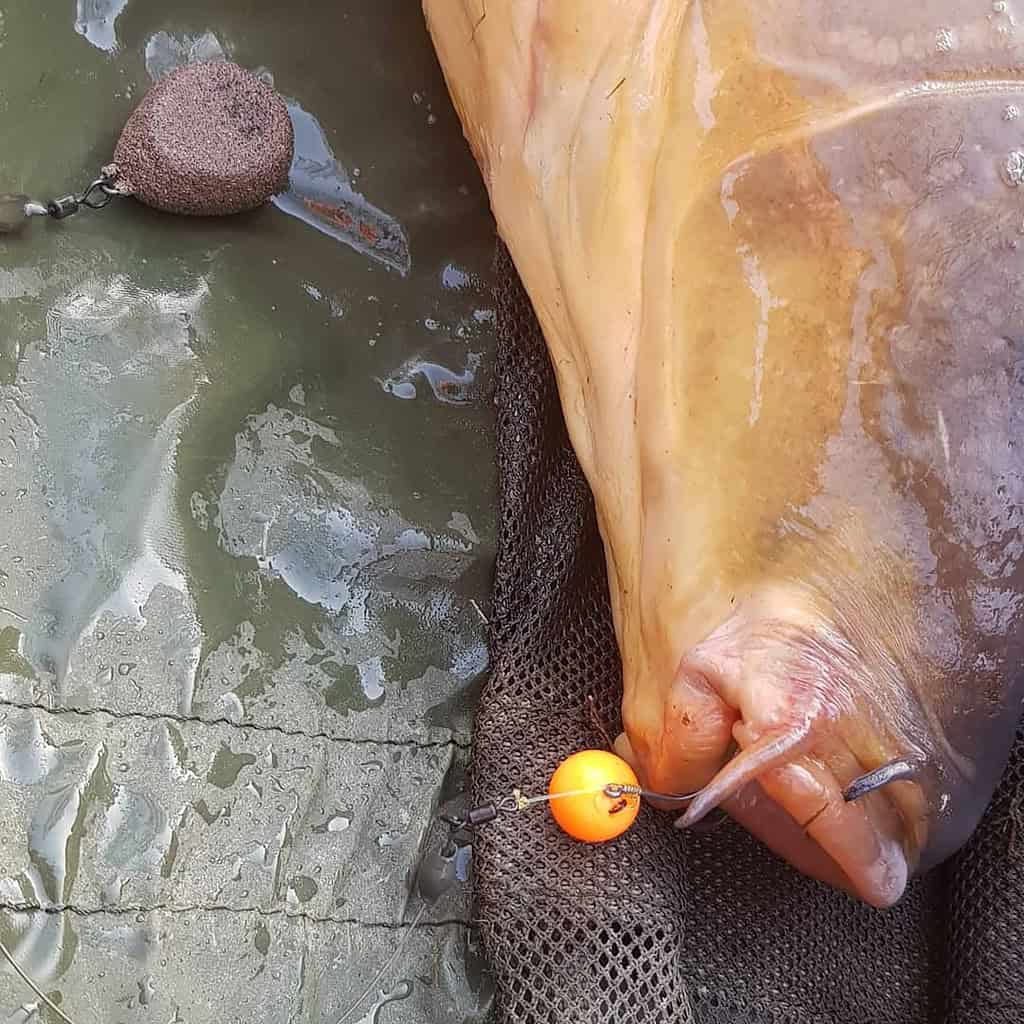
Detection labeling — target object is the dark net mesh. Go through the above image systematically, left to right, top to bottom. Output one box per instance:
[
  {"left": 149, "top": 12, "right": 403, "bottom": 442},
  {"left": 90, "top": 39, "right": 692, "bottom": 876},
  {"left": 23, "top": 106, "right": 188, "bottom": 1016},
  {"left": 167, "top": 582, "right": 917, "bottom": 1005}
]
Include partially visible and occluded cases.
[{"left": 473, "top": 240, "right": 1024, "bottom": 1024}]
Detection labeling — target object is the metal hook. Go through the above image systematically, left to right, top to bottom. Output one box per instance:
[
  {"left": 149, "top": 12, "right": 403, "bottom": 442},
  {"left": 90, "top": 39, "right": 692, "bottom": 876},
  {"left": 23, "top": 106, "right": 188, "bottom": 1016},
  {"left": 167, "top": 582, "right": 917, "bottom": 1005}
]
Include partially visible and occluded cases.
[
  {"left": 843, "top": 758, "right": 920, "bottom": 803},
  {"left": 603, "top": 782, "right": 704, "bottom": 805}
]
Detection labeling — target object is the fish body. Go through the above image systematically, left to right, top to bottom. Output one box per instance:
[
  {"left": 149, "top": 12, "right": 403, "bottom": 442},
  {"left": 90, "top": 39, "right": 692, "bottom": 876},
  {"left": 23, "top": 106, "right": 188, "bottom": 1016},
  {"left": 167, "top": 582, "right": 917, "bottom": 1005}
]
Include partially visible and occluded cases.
[{"left": 424, "top": 0, "right": 1024, "bottom": 906}]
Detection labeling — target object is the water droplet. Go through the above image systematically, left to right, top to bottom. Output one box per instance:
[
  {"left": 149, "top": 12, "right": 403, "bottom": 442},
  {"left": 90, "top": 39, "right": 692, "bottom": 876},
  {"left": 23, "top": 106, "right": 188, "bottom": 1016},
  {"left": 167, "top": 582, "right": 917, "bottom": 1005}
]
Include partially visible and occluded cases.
[
  {"left": 935, "top": 26, "right": 956, "bottom": 52},
  {"left": 1002, "top": 150, "right": 1024, "bottom": 186},
  {"left": 442, "top": 264, "right": 470, "bottom": 290},
  {"left": 376, "top": 830, "right": 405, "bottom": 849},
  {"left": 289, "top": 876, "right": 319, "bottom": 903},
  {"left": 254, "top": 921, "right": 271, "bottom": 956},
  {"left": 137, "top": 977, "right": 156, "bottom": 1007}
]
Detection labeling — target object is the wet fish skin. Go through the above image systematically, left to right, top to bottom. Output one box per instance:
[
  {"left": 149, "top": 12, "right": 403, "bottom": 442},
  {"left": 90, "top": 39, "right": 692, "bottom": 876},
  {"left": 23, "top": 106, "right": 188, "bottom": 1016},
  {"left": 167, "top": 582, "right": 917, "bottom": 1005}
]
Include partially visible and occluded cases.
[{"left": 424, "top": 0, "right": 1024, "bottom": 906}]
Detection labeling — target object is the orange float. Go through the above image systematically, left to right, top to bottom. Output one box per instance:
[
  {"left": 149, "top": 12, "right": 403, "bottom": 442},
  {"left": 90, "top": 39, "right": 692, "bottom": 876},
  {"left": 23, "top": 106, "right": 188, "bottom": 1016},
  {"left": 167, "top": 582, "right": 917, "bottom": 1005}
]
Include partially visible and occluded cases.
[{"left": 546, "top": 749, "right": 641, "bottom": 843}]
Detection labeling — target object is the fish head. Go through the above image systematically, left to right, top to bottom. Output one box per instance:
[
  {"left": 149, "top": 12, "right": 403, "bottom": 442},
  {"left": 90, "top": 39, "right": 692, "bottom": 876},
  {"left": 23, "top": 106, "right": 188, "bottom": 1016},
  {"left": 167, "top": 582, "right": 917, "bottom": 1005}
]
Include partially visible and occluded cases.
[{"left": 616, "top": 514, "right": 1024, "bottom": 909}]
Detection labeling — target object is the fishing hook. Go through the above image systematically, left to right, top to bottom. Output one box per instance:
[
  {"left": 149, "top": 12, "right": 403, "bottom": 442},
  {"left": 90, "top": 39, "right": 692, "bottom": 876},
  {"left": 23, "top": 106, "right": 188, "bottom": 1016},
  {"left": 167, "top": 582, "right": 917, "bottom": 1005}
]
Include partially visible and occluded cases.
[{"left": 842, "top": 758, "right": 920, "bottom": 803}]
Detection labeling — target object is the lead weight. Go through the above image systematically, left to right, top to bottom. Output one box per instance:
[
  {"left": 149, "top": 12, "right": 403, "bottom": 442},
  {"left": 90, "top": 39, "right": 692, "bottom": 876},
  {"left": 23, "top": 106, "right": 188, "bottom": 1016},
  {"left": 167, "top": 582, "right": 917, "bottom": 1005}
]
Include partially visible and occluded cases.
[{"left": 415, "top": 841, "right": 460, "bottom": 903}]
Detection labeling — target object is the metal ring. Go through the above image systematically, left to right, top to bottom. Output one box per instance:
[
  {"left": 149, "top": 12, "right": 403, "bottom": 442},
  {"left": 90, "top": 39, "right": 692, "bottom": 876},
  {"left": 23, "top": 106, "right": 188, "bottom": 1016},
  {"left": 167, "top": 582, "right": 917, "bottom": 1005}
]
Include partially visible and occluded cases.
[
  {"left": 78, "top": 178, "right": 116, "bottom": 210},
  {"left": 604, "top": 784, "right": 628, "bottom": 799}
]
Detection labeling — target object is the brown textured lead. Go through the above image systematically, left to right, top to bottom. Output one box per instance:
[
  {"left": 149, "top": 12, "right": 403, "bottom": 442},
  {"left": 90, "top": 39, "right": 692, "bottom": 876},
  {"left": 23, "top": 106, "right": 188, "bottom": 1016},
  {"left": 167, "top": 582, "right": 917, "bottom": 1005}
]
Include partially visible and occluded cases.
[{"left": 112, "top": 61, "right": 294, "bottom": 216}]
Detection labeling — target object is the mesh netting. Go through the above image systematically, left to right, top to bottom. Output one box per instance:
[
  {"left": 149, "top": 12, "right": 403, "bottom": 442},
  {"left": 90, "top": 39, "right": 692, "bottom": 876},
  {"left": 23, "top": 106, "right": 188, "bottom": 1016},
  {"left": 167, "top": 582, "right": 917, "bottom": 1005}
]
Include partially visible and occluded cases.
[{"left": 472, "top": 240, "right": 1024, "bottom": 1024}]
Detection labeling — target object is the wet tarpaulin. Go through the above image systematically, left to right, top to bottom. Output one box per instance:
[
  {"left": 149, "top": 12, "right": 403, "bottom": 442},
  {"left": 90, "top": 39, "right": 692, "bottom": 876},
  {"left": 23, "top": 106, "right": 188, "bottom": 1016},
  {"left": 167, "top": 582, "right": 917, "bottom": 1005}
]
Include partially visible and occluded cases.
[{"left": 0, "top": 2, "right": 498, "bottom": 1022}]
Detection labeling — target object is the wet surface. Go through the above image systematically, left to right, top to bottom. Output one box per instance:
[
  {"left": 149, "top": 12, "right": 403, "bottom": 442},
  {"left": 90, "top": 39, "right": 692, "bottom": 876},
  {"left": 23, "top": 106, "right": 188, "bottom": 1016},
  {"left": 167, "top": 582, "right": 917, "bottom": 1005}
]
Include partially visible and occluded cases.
[{"left": 0, "top": 1, "right": 497, "bottom": 1021}]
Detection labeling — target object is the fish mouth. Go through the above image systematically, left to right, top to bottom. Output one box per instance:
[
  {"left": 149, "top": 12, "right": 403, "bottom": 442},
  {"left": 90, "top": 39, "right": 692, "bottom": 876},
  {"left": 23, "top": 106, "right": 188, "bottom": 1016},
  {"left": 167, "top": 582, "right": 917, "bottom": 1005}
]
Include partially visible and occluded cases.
[
  {"left": 616, "top": 588, "right": 931, "bottom": 908},
  {"left": 617, "top": 717, "right": 918, "bottom": 908},
  {"left": 679, "top": 722, "right": 915, "bottom": 909}
]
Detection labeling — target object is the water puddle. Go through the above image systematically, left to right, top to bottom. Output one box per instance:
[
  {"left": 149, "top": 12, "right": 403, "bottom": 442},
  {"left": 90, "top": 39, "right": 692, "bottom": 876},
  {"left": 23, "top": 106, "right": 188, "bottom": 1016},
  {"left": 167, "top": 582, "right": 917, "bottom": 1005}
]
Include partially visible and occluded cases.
[
  {"left": 0, "top": 0, "right": 496, "bottom": 1020},
  {"left": 272, "top": 100, "right": 411, "bottom": 276}
]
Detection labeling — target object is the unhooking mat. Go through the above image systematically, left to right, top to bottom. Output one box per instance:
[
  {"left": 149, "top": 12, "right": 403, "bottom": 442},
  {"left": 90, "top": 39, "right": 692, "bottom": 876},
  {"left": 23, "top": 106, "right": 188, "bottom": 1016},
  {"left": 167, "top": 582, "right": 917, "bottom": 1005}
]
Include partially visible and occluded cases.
[{"left": 471, "top": 240, "right": 1024, "bottom": 1024}]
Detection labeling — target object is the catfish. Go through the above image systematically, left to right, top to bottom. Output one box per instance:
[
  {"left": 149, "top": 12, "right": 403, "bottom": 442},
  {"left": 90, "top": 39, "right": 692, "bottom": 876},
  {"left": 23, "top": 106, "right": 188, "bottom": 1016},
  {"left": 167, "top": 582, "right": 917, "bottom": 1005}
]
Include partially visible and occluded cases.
[{"left": 423, "top": 0, "right": 1024, "bottom": 907}]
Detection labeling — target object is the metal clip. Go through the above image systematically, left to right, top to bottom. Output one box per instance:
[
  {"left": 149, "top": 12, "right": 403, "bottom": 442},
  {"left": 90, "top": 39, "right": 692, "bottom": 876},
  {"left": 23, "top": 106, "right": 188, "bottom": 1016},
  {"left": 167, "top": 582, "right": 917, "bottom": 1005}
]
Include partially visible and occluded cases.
[
  {"left": 46, "top": 173, "right": 121, "bottom": 221},
  {"left": 78, "top": 176, "right": 119, "bottom": 210}
]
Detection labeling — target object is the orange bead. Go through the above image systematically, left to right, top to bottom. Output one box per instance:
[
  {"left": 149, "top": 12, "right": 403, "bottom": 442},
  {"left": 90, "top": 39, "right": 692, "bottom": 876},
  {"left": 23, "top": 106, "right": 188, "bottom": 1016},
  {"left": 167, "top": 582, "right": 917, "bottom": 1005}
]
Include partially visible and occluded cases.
[{"left": 547, "top": 749, "right": 640, "bottom": 843}]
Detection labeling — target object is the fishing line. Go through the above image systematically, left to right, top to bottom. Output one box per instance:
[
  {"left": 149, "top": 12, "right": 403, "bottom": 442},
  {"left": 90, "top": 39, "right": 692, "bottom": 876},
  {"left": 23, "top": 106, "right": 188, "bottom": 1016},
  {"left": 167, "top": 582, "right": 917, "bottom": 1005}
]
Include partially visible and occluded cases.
[
  {"left": 330, "top": 764, "right": 704, "bottom": 1023},
  {"left": 507, "top": 782, "right": 702, "bottom": 809},
  {"left": 332, "top": 902, "right": 429, "bottom": 1024},
  {"left": 0, "top": 934, "right": 78, "bottom": 1024}
]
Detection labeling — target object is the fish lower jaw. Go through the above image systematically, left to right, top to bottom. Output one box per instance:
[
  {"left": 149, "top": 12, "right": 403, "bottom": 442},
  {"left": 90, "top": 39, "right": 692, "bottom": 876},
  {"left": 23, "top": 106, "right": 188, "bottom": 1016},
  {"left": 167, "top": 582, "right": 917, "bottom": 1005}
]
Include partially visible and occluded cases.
[
  {"left": 620, "top": 588, "right": 924, "bottom": 907},
  {"left": 719, "top": 776, "right": 911, "bottom": 909}
]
